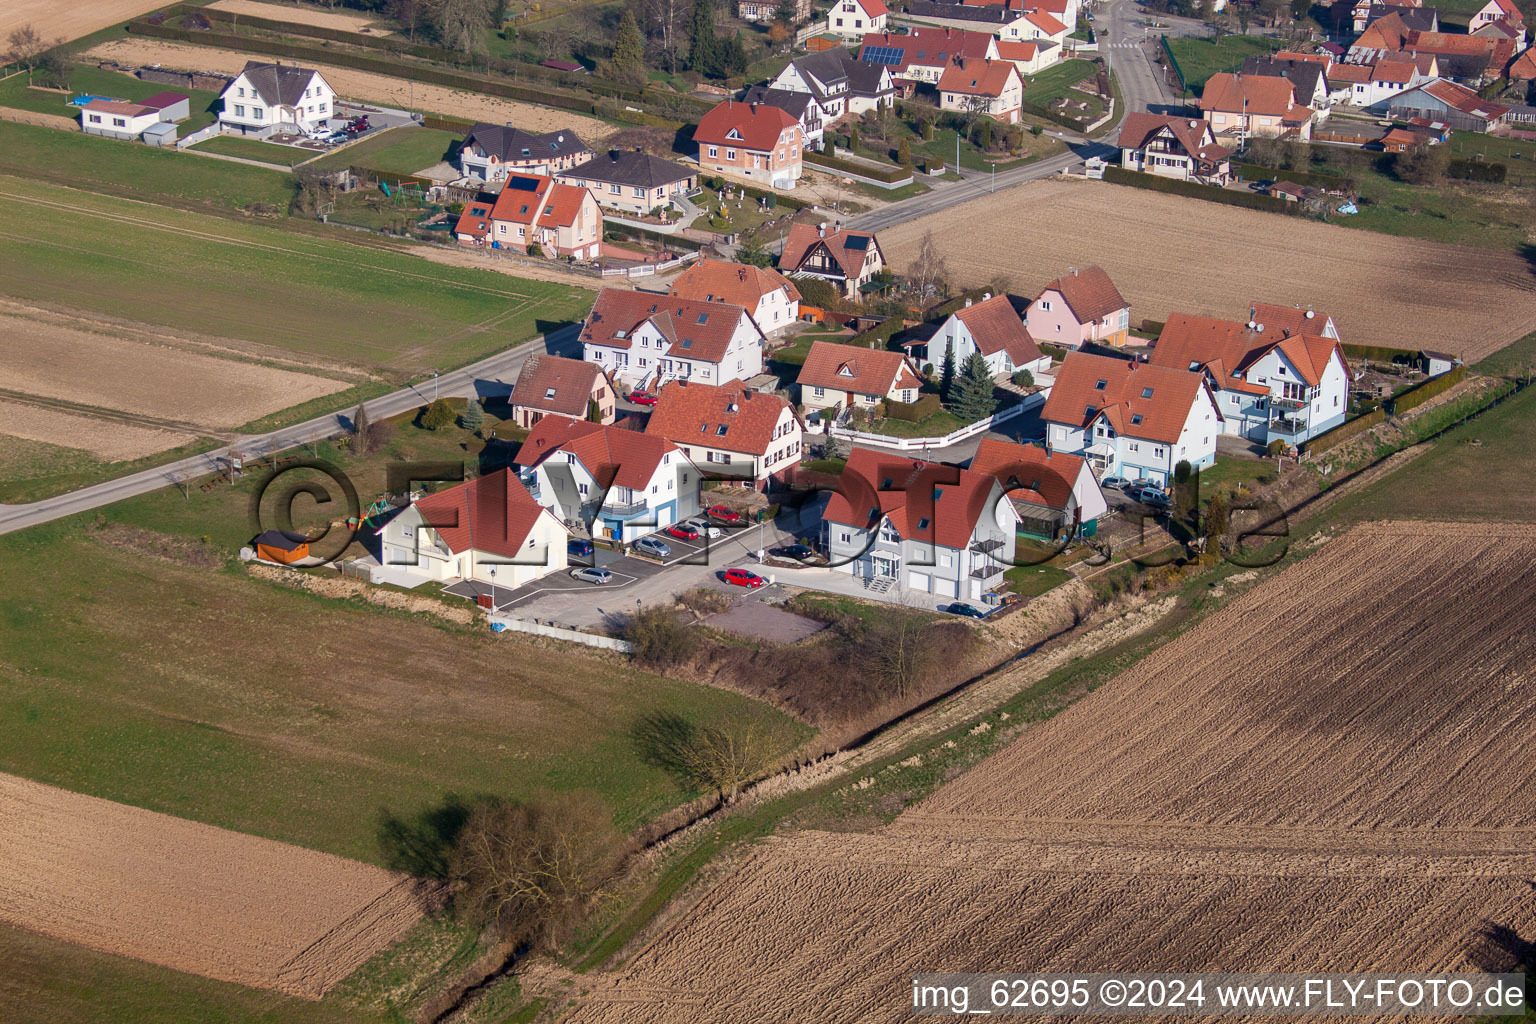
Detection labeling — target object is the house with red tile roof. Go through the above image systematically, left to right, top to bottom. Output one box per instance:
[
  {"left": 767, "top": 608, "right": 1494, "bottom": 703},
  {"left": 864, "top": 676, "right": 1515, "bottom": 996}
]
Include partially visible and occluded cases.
[
  {"left": 828, "top": 0, "right": 889, "bottom": 37},
  {"left": 1473, "top": 0, "right": 1523, "bottom": 31},
  {"left": 858, "top": 27, "right": 998, "bottom": 86},
  {"left": 1401, "top": 31, "right": 1514, "bottom": 83},
  {"left": 993, "top": 38, "right": 1055, "bottom": 75},
  {"left": 1509, "top": 46, "right": 1536, "bottom": 80},
  {"left": 1327, "top": 56, "right": 1429, "bottom": 109},
  {"left": 938, "top": 57, "right": 1024, "bottom": 123},
  {"left": 1200, "top": 72, "right": 1316, "bottom": 140},
  {"left": 1387, "top": 77, "right": 1512, "bottom": 130},
  {"left": 694, "top": 100, "right": 804, "bottom": 189},
  {"left": 1116, "top": 112, "right": 1234, "bottom": 185},
  {"left": 453, "top": 172, "right": 602, "bottom": 260},
  {"left": 779, "top": 222, "right": 886, "bottom": 299},
  {"left": 668, "top": 259, "right": 801, "bottom": 336},
  {"left": 1026, "top": 266, "right": 1132, "bottom": 348},
  {"left": 580, "top": 288, "right": 767, "bottom": 391},
  {"left": 930, "top": 292, "right": 1049, "bottom": 377},
  {"left": 1248, "top": 302, "right": 1340, "bottom": 341},
  {"left": 1150, "top": 311, "right": 1350, "bottom": 445},
  {"left": 795, "top": 340, "right": 923, "bottom": 413},
  {"left": 1040, "top": 352, "right": 1221, "bottom": 484},
  {"left": 507, "top": 354, "right": 618, "bottom": 429},
  {"left": 644, "top": 379, "right": 802, "bottom": 488},
  {"left": 512, "top": 418, "right": 702, "bottom": 541},
  {"left": 968, "top": 437, "right": 1108, "bottom": 540},
  {"left": 822, "top": 448, "right": 1019, "bottom": 600},
  {"left": 379, "top": 469, "right": 569, "bottom": 590}
]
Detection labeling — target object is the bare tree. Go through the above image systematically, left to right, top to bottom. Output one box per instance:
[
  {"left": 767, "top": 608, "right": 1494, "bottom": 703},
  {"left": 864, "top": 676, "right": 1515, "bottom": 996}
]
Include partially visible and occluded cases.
[
  {"left": 391, "top": 0, "right": 428, "bottom": 42},
  {"left": 429, "top": 0, "right": 495, "bottom": 56},
  {"left": 637, "top": 0, "right": 682, "bottom": 72},
  {"left": 6, "top": 25, "right": 49, "bottom": 86},
  {"left": 906, "top": 229, "right": 950, "bottom": 303},
  {"left": 170, "top": 466, "right": 193, "bottom": 501},
  {"left": 633, "top": 707, "right": 793, "bottom": 801},
  {"left": 448, "top": 791, "right": 623, "bottom": 950}
]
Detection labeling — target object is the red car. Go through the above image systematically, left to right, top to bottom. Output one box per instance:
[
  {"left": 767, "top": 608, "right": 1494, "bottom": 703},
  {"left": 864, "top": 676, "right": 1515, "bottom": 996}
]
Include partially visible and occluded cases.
[
  {"left": 628, "top": 391, "right": 658, "bottom": 406},
  {"left": 706, "top": 504, "right": 744, "bottom": 524},
  {"left": 666, "top": 523, "right": 700, "bottom": 540},
  {"left": 723, "top": 567, "right": 766, "bottom": 588}
]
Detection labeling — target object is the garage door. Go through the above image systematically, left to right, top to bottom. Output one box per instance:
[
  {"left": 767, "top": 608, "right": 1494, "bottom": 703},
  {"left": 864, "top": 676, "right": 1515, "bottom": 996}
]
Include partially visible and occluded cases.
[
  {"left": 655, "top": 505, "right": 674, "bottom": 529},
  {"left": 907, "top": 571, "right": 930, "bottom": 592},
  {"left": 934, "top": 577, "right": 958, "bottom": 599}
]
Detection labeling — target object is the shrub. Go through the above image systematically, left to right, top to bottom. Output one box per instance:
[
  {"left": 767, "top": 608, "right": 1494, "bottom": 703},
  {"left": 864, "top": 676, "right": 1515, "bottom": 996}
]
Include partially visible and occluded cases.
[
  {"left": 1103, "top": 166, "right": 1304, "bottom": 216},
  {"left": 1012, "top": 368, "right": 1034, "bottom": 387},
  {"left": 883, "top": 393, "right": 941, "bottom": 422},
  {"left": 421, "top": 399, "right": 455, "bottom": 430},
  {"left": 460, "top": 399, "right": 484, "bottom": 433},
  {"left": 1266, "top": 439, "right": 1286, "bottom": 456},
  {"left": 677, "top": 586, "right": 732, "bottom": 616},
  {"left": 623, "top": 605, "right": 697, "bottom": 669},
  {"left": 631, "top": 706, "right": 794, "bottom": 799},
  {"left": 447, "top": 792, "right": 622, "bottom": 950}
]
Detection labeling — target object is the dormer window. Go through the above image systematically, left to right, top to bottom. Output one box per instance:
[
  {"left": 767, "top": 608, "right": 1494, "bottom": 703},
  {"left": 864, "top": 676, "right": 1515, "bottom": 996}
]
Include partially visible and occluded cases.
[{"left": 1188, "top": 360, "right": 1200, "bottom": 371}]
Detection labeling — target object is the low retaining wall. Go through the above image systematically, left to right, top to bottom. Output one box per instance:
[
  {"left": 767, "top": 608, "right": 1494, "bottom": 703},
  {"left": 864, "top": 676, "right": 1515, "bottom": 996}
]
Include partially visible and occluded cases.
[
  {"left": 831, "top": 391, "right": 1045, "bottom": 450},
  {"left": 488, "top": 613, "right": 633, "bottom": 652}
]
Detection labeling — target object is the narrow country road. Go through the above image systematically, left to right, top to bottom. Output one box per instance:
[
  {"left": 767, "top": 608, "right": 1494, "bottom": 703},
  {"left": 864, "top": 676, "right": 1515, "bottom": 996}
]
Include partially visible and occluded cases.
[{"left": 0, "top": 325, "right": 582, "bottom": 537}]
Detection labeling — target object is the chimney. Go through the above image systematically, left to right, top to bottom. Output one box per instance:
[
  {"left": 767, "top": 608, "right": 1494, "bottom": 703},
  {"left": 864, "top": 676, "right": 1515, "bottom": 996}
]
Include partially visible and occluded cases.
[
  {"left": 750, "top": 102, "right": 759, "bottom": 113},
  {"left": 506, "top": 121, "right": 514, "bottom": 128},
  {"left": 609, "top": 148, "right": 619, "bottom": 159},
  {"left": 1071, "top": 267, "right": 1079, "bottom": 277},
  {"left": 982, "top": 290, "right": 991, "bottom": 301},
  {"left": 964, "top": 298, "right": 973, "bottom": 308},
  {"left": 678, "top": 379, "right": 688, "bottom": 387},
  {"left": 742, "top": 389, "right": 754, "bottom": 400}
]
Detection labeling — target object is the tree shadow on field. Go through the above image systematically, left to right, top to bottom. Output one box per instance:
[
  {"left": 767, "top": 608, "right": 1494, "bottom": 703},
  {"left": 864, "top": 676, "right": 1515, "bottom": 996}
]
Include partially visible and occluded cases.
[
  {"left": 629, "top": 710, "right": 700, "bottom": 790},
  {"left": 376, "top": 793, "right": 480, "bottom": 880},
  {"left": 1465, "top": 918, "right": 1536, "bottom": 974}
]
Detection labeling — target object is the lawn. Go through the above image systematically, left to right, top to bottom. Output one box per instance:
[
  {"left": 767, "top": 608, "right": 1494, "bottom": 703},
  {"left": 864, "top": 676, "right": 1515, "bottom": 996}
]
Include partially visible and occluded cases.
[
  {"left": 1164, "top": 34, "right": 1277, "bottom": 92},
  {"left": 1019, "top": 58, "right": 1103, "bottom": 118},
  {"left": 0, "top": 63, "right": 222, "bottom": 135},
  {"left": 0, "top": 121, "right": 295, "bottom": 212},
  {"left": 311, "top": 127, "right": 462, "bottom": 174},
  {"left": 1443, "top": 130, "right": 1536, "bottom": 186},
  {"left": 191, "top": 133, "right": 311, "bottom": 167},
  {"left": 0, "top": 174, "right": 594, "bottom": 374},
  {"left": 1473, "top": 329, "right": 1536, "bottom": 378},
  {"left": 1329, "top": 381, "right": 1536, "bottom": 525},
  {"left": 864, "top": 408, "right": 969, "bottom": 438},
  {"left": 0, "top": 434, "right": 220, "bottom": 506},
  {"left": 1193, "top": 454, "right": 1275, "bottom": 508},
  {"left": 0, "top": 514, "right": 810, "bottom": 864},
  {"left": 1004, "top": 561, "right": 1073, "bottom": 597}
]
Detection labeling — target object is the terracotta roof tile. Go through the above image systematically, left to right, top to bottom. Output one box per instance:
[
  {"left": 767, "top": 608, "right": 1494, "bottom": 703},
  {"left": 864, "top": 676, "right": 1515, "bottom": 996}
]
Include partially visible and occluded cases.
[
  {"left": 859, "top": 27, "right": 995, "bottom": 73},
  {"left": 937, "top": 57, "right": 1020, "bottom": 97},
  {"left": 1200, "top": 73, "right": 1309, "bottom": 119},
  {"left": 695, "top": 100, "right": 800, "bottom": 152},
  {"left": 780, "top": 223, "right": 882, "bottom": 280},
  {"left": 669, "top": 258, "right": 801, "bottom": 310},
  {"left": 1036, "top": 265, "right": 1129, "bottom": 324},
  {"left": 581, "top": 288, "right": 758, "bottom": 364},
  {"left": 951, "top": 294, "right": 1043, "bottom": 365},
  {"left": 1152, "top": 312, "right": 1345, "bottom": 390},
  {"left": 796, "top": 340, "right": 920, "bottom": 397},
  {"left": 1041, "top": 352, "right": 1215, "bottom": 444},
  {"left": 510, "top": 354, "right": 608, "bottom": 417},
  {"left": 645, "top": 379, "right": 792, "bottom": 456},
  {"left": 513, "top": 417, "right": 680, "bottom": 490},
  {"left": 969, "top": 437, "right": 1083, "bottom": 511},
  {"left": 823, "top": 448, "right": 1000, "bottom": 549},
  {"left": 412, "top": 469, "right": 549, "bottom": 560}
]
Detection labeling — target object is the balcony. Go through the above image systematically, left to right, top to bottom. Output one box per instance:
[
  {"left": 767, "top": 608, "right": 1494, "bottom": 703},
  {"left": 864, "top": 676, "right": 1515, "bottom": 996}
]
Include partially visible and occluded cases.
[
  {"left": 1268, "top": 415, "right": 1310, "bottom": 438},
  {"left": 600, "top": 499, "right": 650, "bottom": 518},
  {"left": 971, "top": 538, "right": 1006, "bottom": 556},
  {"left": 970, "top": 562, "right": 1004, "bottom": 580}
]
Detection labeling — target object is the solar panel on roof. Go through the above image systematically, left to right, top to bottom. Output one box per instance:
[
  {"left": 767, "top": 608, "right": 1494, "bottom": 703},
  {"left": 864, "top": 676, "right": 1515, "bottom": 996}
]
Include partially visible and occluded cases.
[
  {"left": 862, "top": 45, "right": 905, "bottom": 65},
  {"left": 845, "top": 236, "right": 869, "bottom": 250}
]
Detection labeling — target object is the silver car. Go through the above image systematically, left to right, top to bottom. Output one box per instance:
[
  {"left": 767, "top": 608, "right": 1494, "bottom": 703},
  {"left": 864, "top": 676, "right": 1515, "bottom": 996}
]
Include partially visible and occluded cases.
[
  {"left": 634, "top": 536, "right": 671, "bottom": 558},
  {"left": 570, "top": 566, "right": 614, "bottom": 584}
]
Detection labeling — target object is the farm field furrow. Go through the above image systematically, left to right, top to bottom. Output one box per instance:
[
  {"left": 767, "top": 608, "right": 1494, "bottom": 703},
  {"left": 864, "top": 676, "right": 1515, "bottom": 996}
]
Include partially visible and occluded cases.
[
  {"left": 0, "top": 0, "right": 164, "bottom": 42},
  {"left": 882, "top": 179, "right": 1536, "bottom": 360},
  {"left": 0, "top": 307, "right": 349, "bottom": 429},
  {"left": 562, "top": 522, "right": 1536, "bottom": 1023},
  {"left": 0, "top": 773, "right": 430, "bottom": 998}
]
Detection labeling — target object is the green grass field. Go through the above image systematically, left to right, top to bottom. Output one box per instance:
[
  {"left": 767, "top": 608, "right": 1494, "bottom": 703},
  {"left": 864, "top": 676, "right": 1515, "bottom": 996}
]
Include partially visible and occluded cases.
[
  {"left": 1164, "top": 34, "right": 1276, "bottom": 92},
  {"left": 1019, "top": 59, "right": 1101, "bottom": 115},
  {"left": 0, "top": 64, "right": 222, "bottom": 135},
  {"left": 0, "top": 121, "right": 295, "bottom": 212},
  {"left": 312, "top": 127, "right": 462, "bottom": 174},
  {"left": 1444, "top": 131, "right": 1536, "bottom": 186},
  {"left": 190, "top": 134, "right": 311, "bottom": 167},
  {"left": 0, "top": 174, "right": 593, "bottom": 373},
  {"left": 1473, "top": 329, "right": 1536, "bottom": 378},
  {"left": 1328, "top": 382, "right": 1536, "bottom": 525},
  {"left": 0, "top": 514, "right": 809, "bottom": 863}
]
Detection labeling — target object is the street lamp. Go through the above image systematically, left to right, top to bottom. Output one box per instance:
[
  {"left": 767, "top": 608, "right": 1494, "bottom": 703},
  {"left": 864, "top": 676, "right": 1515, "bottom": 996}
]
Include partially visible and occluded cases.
[
  {"left": 432, "top": 370, "right": 440, "bottom": 401},
  {"left": 489, "top": 566, "right": 497, "bottom": 611}
]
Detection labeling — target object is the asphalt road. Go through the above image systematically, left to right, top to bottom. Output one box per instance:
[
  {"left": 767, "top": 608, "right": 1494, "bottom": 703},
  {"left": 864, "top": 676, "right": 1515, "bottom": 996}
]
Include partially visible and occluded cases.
[
  {"left": 848, "top": 0, "right": 1179, "bottom": 234},
  {"left": 0, "top": 324, "right": 582, "bottom": 537}
]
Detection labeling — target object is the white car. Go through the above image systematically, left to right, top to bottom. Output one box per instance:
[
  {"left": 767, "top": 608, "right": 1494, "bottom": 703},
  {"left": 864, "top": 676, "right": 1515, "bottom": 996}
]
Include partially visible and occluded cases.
[
  {"left": 304, "top": 125, "right": 333, "bottom": 141},
  {"left": 681, "top": 518, "right": 723, "bottom": 539}
]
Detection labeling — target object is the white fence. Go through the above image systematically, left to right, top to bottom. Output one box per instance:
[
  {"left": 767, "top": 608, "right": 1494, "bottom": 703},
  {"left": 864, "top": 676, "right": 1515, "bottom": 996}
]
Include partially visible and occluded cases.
[
  {"left": 177, "top": 122, "right": 221, "bottom": 149},
  {"left": 599, "top": 249, "right": 701, "bottom": 279},
  {"left": 830, "top": 391, "right": 1046, "bottom": 450},
  {"left": 487, "top": 613, "right": 634, "bottom": 652}
]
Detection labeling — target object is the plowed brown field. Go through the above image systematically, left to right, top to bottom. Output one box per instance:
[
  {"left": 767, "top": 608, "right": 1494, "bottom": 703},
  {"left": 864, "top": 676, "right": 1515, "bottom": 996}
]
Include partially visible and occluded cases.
[
  {"left": 0, "top": 0, "right": 163, "bottom": 43},
  {"left": 881, "top": 179, "right": 1536, "bottom": 360},
  {"left": 562, "top": 522, "right": 1536, "bottom": 1023},
  {"left": 0, "top": 774, "right": 431, "bottom": 998}
]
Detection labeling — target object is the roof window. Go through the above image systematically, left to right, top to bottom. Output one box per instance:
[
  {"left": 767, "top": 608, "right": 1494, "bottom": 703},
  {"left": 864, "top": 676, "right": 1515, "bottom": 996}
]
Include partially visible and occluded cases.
[
  {"left": 1094, "top": 379, "right": 1107, "bottom": 390},
  {"left": 544, "top": 387, "right": 557, "bottom": 399},
  {"left": 1141, "top": 387, "right": 1153, "bottom": 398},
  {"left": 1131, "top": 413, "right": 1143, "bottom": 425},
  {"left": 918, "top": 517, "right": 930, "bottom": 530}
]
